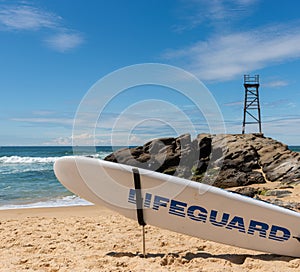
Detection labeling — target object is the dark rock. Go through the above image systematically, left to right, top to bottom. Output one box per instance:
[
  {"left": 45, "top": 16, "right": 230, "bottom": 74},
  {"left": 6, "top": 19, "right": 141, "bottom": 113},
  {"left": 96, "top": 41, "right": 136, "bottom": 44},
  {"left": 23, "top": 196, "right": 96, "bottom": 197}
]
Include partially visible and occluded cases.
[
  {"left": 104, "top": 133, "right": 300, "bottom": 189},
  {"left": 175, "top": 133, "right": 191, "bottom": 149},
  {"left": 192, "top": 134, "right": 212, "bottom": 159},
  {"left": 208, "top": 169, "right": 265, "bottom": 188},
  {"left": 279, "top": 185, "right": 294, "bottom": 189},
  {"left": 230, "top": 187, "right": 260, "bottom": 198},
  {"left": 264, "top": 189, "right": 292, "bottom": 198},
  {"left": 253, "top": 195, "right": 300, "bottom": 212},
  {"left": 264, "top": 199, "right": 300, "bottom": 212}
]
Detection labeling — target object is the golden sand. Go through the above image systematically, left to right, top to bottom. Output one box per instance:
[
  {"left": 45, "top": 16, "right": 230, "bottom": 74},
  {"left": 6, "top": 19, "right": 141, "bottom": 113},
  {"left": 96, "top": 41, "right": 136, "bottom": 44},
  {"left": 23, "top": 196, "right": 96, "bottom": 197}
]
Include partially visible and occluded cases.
[{"left": 0, "top": 205, "right": 299, "bottom": 271}]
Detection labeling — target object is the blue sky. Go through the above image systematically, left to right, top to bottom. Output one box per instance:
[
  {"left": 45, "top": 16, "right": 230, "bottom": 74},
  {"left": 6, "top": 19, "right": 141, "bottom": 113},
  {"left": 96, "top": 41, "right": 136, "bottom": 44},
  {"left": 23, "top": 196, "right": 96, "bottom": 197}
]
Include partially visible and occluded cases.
[{"left": 1, "top": 0, "right": 300, "bottom": 145}]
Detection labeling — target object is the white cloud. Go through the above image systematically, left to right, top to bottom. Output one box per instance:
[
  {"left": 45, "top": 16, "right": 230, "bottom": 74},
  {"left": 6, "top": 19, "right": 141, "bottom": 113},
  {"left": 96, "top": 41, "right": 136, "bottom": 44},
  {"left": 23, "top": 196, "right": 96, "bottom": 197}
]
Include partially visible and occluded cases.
[
  {"left": 174, "top": 0, "right": 258, "bottom": 32},
  {"left": 0, "top": 2, "right": 84, "bottom": 52},
  {"left": 0, "top": 4, "right": 60, "bottom": 30},
  {"left": 164, "top": 23, "right": 300, "bottom": 81},
  {"left": 45, "top": 32, "right": 84, "bottom": 52},
  {"left": 263, "top": 80, "right": 289, "bottom": 88},
  {"left": 263, "top": 99, "right": 296, "bottom": 109},
  {"left": 224, "top": 101, "right": 243, "bottom": 107},
  {"left": 220, "top": 115, "right": 300, "bottom": 144},
  {"left": 262, "top": 116, "right": 300, "bottom": 144},
  {"left": 11, "top": 117, "right": 73, "bottom": 126},
  {"left": 44, "top": 133, "right": 101, "bottom": 146},
  {"left": 45, "top": 133, "right": 148, "bottom": 146},
  {"left": 44, "top": 136, "right": 72, "bottom": 146}
]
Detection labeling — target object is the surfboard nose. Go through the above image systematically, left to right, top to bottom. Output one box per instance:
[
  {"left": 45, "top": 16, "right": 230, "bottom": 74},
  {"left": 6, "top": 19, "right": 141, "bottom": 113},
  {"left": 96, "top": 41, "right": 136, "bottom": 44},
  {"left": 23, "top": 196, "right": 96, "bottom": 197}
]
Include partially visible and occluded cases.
[
  {"left": 53, "top": 156, "right": 104, "bottom": 206},
  {"left": 54, "top": 157, "right": 79, "bottom": 190}
]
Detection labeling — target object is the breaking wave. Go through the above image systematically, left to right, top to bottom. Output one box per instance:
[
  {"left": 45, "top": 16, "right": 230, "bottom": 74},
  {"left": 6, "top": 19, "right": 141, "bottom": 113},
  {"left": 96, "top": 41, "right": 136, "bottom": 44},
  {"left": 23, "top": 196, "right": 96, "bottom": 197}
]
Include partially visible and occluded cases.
[{"left": 0, "top": 156, "right": 59, "bottom": 164}]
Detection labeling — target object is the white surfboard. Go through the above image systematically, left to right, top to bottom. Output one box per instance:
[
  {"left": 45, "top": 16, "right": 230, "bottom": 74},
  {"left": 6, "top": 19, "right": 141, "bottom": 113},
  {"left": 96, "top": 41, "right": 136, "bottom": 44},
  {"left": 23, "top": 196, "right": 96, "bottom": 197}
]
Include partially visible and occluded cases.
[{"left": 54, "top": 156, "right": 300, "bottom": 257}]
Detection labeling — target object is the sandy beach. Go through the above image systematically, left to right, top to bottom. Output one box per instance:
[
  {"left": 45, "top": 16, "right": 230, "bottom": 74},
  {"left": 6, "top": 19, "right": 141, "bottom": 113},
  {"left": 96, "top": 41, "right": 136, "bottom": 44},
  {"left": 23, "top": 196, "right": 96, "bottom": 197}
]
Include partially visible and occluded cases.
[{"left": 0, "top": 205, "right": 299, "bottom": 272}]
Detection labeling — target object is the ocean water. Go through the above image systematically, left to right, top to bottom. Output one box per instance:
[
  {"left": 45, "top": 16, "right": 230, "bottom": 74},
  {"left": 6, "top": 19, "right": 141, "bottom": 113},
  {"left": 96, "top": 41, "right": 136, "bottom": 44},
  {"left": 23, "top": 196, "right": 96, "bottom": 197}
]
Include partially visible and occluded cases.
[
  {"left": 0, "top": 146, "right": 114, "bottom": 210},
  {"left": 290, "top": 146, "right": 300, "bottom": 153}
]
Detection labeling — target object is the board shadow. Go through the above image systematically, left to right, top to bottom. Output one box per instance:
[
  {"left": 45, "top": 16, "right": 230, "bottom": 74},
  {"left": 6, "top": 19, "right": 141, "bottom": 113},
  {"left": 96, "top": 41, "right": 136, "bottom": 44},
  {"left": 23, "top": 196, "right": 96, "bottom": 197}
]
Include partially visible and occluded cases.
[
  {"left": 106, "top": 251, "right": 297, "bottom": 265},
  {"left": 182, "top": 252, "right": 296, "bottom": 265}
]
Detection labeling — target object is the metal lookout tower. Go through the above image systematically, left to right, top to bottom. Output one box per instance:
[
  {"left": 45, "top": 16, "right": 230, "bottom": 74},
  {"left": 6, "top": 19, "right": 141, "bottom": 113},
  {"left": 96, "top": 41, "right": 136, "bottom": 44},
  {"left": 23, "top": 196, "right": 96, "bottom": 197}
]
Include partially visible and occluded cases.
[{"left": 242, "top": 75, "right": 262, "bottom": 134}]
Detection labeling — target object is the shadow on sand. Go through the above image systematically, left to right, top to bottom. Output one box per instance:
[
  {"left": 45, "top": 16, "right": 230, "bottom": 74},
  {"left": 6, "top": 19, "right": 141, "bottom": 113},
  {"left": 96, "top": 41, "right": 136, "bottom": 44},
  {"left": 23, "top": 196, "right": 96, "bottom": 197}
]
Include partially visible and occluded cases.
[{"left": 106, "top": 251, "right": 297, "bottom": 265}]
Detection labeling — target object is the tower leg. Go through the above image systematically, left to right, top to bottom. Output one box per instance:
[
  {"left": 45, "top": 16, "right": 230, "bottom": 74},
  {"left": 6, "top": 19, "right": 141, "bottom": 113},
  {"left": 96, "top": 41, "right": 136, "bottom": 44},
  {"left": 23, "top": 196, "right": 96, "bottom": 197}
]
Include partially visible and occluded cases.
[{"left": 242, "top": 84, "right": 248, "bottom": 134}]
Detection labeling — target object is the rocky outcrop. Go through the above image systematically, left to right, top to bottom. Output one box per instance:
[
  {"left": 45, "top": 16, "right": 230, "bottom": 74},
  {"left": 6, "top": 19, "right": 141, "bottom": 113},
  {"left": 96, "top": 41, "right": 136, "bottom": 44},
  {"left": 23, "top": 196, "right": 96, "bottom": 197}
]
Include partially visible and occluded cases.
[{"left": 104, "top": 133, "right": 300, "bottom": 189}]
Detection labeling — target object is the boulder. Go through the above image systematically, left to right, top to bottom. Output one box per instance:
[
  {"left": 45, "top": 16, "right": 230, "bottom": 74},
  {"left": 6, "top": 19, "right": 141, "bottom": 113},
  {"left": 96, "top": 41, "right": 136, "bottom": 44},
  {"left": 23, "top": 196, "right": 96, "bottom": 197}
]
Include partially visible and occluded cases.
[
  {"left": 104, "top": 133, "right": 300, "bottom": 189},
  {"left": 230, "top": 187, "right": 260, "bottom": 198},
  {"left": 264, "top": 189, "right": 292, "bottom": 198}
]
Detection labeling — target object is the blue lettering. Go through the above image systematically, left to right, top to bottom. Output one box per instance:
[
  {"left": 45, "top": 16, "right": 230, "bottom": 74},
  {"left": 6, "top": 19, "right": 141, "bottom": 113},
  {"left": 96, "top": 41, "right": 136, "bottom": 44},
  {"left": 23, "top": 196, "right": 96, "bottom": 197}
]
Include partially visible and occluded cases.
[
  {"left": 127, "top": 189, "right": 291, "bottom": 243},
  {"left": 128, "top": 189, "right": 136, "bottom": 204},
  {"left": 144, "top": 193, "right": 152, "bottom": 208},
  {"left": 153, "top": 195, "right": 169, "bottom": 210},
  {"left": 169, "top": 200, "right": 187, "bottom": 218},
  {"left": 187, "top": 205, "right": 207, "bottom": 222},
  {"left": 210, "top": 210, "right": 230, "bottom": 227},
  {"left": 226, "top": 216, "right": 246, "bottom": 233},
  {"left": 248, "top": 220, "right": 269, "bottom": 238},
  {"left": 269, "top": 225, "right": 291, "bottom": 242}
]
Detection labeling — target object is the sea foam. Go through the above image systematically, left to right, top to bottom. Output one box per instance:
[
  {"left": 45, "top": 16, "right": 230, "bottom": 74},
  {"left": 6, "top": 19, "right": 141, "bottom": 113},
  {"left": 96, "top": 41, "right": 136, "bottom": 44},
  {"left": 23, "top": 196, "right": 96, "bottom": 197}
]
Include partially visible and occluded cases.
[
  {"left": 0, "top": 156, "right": 59, "bottom": 164},
  {"left": 0, "top": 195, "right": 93, "bottom": 210}
]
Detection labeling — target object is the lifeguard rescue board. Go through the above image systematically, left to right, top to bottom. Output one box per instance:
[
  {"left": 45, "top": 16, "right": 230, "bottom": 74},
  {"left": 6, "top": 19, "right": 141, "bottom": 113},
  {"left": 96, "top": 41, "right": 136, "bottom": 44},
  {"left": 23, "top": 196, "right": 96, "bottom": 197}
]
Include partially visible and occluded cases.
[{"left": 54, "top": 156, "right": 300, "bottom": 257}]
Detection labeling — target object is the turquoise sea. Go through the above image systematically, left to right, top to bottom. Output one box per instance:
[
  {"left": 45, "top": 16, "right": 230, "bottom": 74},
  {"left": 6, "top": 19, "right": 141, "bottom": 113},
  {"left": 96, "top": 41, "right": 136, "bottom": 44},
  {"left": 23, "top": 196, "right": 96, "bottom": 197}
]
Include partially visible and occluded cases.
[
  {"left": 0, "top": 145, "right": 299, "bottom": 210},
  {"left": 0, "top": 146, "right": 114, "bottom": 210}
]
